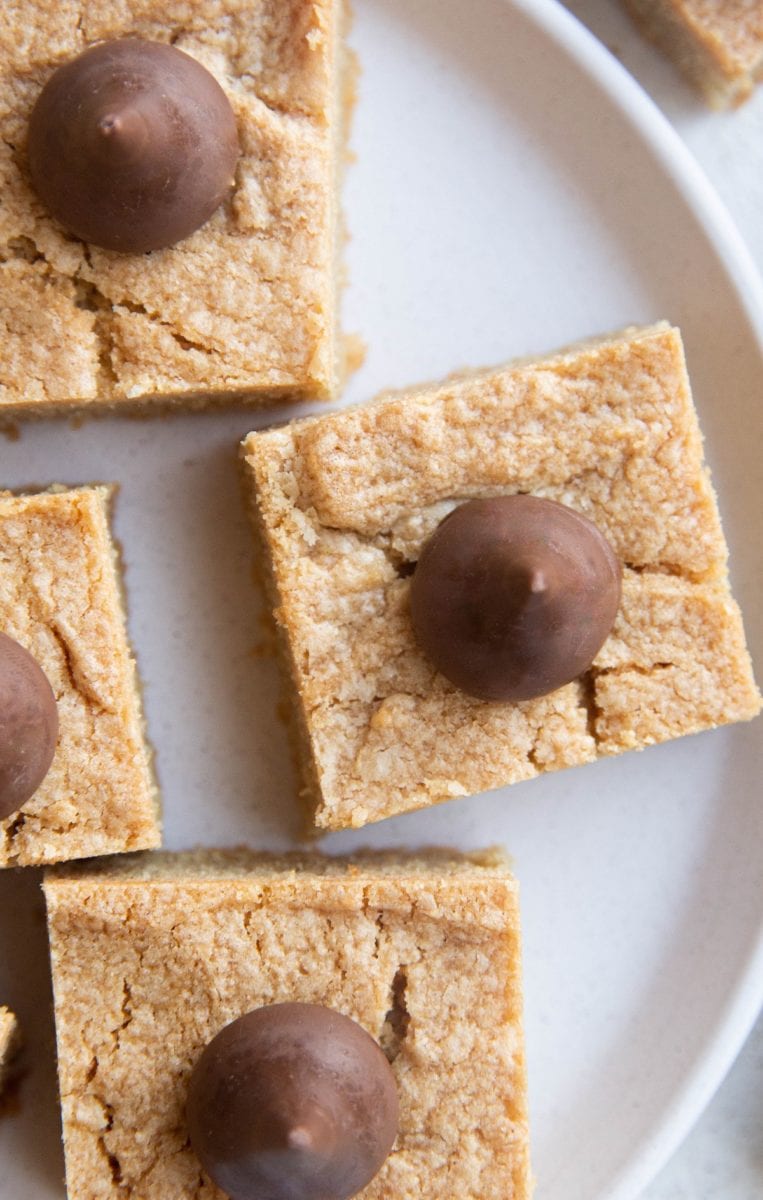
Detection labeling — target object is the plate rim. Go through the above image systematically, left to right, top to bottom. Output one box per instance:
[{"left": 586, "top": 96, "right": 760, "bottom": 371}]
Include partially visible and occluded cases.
[{"left": 506, "top": 2, "right": 763, "bottom": 1196}]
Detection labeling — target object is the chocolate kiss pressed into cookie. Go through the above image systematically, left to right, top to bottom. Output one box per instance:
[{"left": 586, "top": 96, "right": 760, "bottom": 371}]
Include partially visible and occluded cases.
[
  {"left": 28, "top": 38, "right": 240, "bottom": 253},
  {"left": 410, "top": 494, "right": 622, "bottom": 702},
  {"left": 0, "top": 632, "right": 58, "bottom": 819},
  {"left": 187, "top": 1003, "right": 399, "bottom": 1200}
]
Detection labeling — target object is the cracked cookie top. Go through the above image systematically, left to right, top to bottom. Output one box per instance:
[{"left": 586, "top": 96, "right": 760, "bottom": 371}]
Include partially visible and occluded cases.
[
  {"left": 0, "top": 0, "right": 343, "bottom": 410},
  {"left": 242, "top": 323, "right": 761, "bottom": 830},
  {"left": 0, "top": 486, "right": 159, "bottom": 865}
]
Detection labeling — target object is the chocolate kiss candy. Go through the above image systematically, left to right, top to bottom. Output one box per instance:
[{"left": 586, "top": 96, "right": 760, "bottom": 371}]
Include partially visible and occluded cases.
[
  {"left": 28, "top": 38, "right": 240, "bottom": 252},
  {"left": 410, "top": 494, "right": 621, "bottom": 702},
  {"left": 0, "top": 633, "right": 58, "bottom": 819},
  {"left": 187, "top": 1003, "right": 399, "bottom": 1200}
]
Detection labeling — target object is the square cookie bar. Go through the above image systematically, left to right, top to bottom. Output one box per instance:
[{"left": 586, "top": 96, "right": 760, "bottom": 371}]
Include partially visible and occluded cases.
[
  {"left": 623, "top": 0, "right": 763, "bottom": 107},
  {"left": 0, "top": 1, "right": 349, "bottom": 416},
  {"left": 242, "top": 322, "right": 761, "bottom": 831},
  {"left": 0, "top": 487, "right": 159, "bottom": 866},
  {"left": 44, "top": 848, "right": 531, "bottom": 1200},
  {"left": 0, "top": 1007, "right": 20, "bottom": 1092}
]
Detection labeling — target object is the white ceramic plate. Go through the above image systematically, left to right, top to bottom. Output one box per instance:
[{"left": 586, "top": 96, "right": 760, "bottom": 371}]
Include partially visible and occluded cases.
[{"left": 1, "top": 2, "right": 762, "bottom": 1198}]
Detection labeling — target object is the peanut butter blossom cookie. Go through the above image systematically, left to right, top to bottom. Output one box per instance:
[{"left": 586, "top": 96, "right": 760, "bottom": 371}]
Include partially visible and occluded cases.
[
  {"left": 623, "top": 0, "right": 763, "bottom": 108},
  {"left": 1, "top": 1, "right": 348, "bottom": 414},
  {"left": 27, "top": 38, "right": 240, "bottom": 253},
  {"left": 241, "top": 323, "right": 761, "bottom": 831},
  {"left": 0, "top": 487, "right": 159, "bottom": 867},
  {"left": 0, "top": 632, "right": 58, "bottom": 819},
  {"left": 44, "top": 849, "right": 530, "bottom": 1198},
  {"left": 187, "top": 1003, "right": 399, "bottom": 1200}
]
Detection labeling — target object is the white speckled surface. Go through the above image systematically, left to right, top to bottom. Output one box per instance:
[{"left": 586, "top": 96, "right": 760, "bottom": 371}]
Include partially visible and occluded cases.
[
  {"left": 563, "top": 5, "right": 763, "bottom": 1196},
  {"left": 643, "top": 1016, "right": 763, "bottom": 1198}
]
